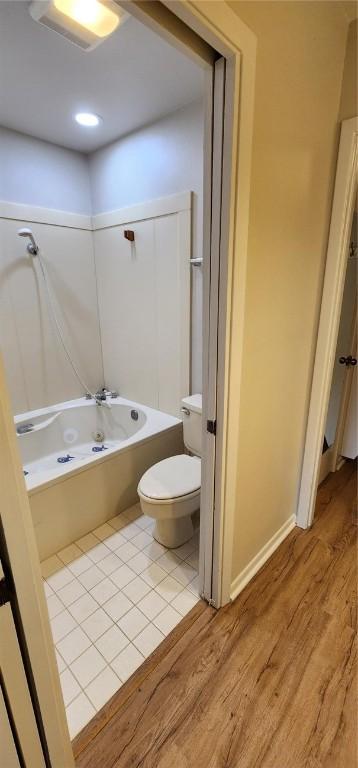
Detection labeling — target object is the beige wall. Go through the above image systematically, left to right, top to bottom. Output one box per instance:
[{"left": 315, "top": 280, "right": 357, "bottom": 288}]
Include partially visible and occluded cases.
[
  {"left": 227, "top": 1, "right": 354, "bottom": 583},
  {"left": 339, "top": 19, "right": 358, "bottom": 120}
]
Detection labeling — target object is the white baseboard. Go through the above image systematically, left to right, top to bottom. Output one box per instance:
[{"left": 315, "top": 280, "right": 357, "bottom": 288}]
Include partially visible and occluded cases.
[{"left": 230, "top": 514, "right": 296, "bottom": 602}]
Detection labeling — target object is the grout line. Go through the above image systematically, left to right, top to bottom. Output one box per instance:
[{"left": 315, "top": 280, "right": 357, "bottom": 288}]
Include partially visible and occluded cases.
[{"left": 47, "top": 509, "right": 200, "bottom": 731}]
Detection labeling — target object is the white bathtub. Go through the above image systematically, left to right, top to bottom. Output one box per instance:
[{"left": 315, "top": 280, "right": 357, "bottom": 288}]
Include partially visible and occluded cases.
[{"left": 15, "top": 397, "right": 183, "bottom": 560}]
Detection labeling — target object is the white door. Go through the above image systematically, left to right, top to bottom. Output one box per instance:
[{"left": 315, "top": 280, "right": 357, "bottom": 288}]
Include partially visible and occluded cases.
[{"left": 320, "top": 241, "right": 357, "bottom": 480}]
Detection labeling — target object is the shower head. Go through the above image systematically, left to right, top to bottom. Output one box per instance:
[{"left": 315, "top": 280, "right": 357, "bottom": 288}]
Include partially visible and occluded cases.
[{"left": 18, "top": 228, "right": 39, "bottom": 255}]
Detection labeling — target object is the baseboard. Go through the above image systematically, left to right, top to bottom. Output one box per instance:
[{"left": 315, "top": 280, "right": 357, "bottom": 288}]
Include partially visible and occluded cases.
[{"left": 230, "top": 514, "right": 296, "bottom": 602}]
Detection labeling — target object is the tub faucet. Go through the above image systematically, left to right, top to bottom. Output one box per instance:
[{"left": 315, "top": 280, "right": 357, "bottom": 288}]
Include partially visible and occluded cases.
[{"left": 95, "top": 388, "right": 107, "bottom": 402}]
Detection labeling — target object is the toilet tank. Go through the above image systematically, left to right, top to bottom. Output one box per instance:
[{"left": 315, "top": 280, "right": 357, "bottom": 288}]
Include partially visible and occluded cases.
[{"left": 181, "top": 394, "right": 202, "bottom": 456}]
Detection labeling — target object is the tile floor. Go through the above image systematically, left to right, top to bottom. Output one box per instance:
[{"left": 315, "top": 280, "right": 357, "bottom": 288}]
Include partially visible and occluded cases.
[{"left": 41, "top": 503, "right": 200, "bottom": 739}]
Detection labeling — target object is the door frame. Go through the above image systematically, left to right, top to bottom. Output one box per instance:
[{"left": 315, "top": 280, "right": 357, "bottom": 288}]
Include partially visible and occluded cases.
[
  {"left": 123, "top": 1, "right": 256, "bottom": 606},
  {"left": 1, "top": 2, "right": 256, "bottom": 763},
  {"left": 297, "top": 116, "right": 358, "bottom": 529}
]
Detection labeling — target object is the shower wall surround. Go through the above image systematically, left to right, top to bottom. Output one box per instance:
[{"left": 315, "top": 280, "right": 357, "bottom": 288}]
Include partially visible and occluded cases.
[
  {"left": 0, "top": 101, "right": 203, "bottom": 414},
  {"left": 0, "top": 209, "right": 103, "bottom": 413}
]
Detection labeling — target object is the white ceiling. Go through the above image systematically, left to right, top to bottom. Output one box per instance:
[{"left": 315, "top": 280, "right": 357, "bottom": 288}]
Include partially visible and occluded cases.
[{"left": 0, "top": 2, "right": 204, "bottom": 153}]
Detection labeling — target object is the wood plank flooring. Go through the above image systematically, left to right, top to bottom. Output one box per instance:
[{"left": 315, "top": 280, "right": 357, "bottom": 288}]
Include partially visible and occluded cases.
[{"left": 74, "top": 460, "right": 357, "bottom": 768}]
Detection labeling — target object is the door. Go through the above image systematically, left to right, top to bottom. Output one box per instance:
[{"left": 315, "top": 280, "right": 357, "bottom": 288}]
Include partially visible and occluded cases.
[{"left": 319, "top": 215, "right": 357, "bottom": 483}]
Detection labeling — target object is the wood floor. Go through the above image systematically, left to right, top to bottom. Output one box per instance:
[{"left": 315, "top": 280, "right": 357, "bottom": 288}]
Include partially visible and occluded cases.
[{"left": 74, "top": 460, "right": 357, "bottom": 768}]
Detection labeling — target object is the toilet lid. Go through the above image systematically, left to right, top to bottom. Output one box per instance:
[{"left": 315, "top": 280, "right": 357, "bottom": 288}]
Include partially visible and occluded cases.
[{"left": 138, "top": 455, "right": 201, "bottom": 500}]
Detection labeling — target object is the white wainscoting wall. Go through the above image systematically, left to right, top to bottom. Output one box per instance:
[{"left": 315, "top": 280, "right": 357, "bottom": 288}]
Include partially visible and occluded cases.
[
  {"left": 93, "top": 192, "right": 191, "bottom": 417},
  {"left": 0, "top": 202, "right": 103, "bottom": 413}
]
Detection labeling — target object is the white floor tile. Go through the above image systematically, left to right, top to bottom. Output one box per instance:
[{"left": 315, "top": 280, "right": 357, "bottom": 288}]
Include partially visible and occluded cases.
[
  {"left": 121, "top": 504, "right": 142, "bottom": 523},
  {"left": 47, "top": 506, "right": 200, "bottom": 742},
  {"left": 107, "top": 514, "right": 128, "bottom": 531},
  {"left": 92, "top": 522, "right": 116, "bottom": 541},
  {"left": 120, "top": 522, "right": 142, "bottom": 541},
  {"left": 103, "top": 531, "right": 127, "bottom": 552},
  {"left": 130, "top": 531, "right": 153, "bottom": 551},
  {"left": 75, "top": 532, "right": 99, "bottom": 552},
  {"left": 143, "top": 540, "right": 167, "bottom": 561},
  {"left": 172, "top": 540, "right": 196, "bottom": 560},
  {"left": 116, "top": 541, "right": 140, "bottom": 563},
  {"left": 86, "top": 542, "right": 111, "bottom": 564},
  {"left": 57, "top": 543, "right": 83, "bottom": 566},
  {"left": 185, "top": 550, "right": 199, "bottom": 570},
  {"left": 156, "top": 551, "right": 182, "bottom": 574},
  {"left": 97, "top": 552, "right": 123, "bottom": 576},
  {"left": 127, "top": 552, "right": 153, "bottom": 575},
  {"left": 67, "top": 554, "right": 93, "bottom": 578},
  {"left": 41, "top": 555, "right": 62, "bottom": 579},
  {"left": 171, "top": 562, "right": 197, "bottom": 587},
  {"left": 141, "top": 563, "right": 167, "bottom": 589},
  {"left": 78, "top": 564, "right": 106, "bottom": 591},
  {"left": 110, "top": 564, "right": 136, "bottom": 590},
  {"left": 47, "top": 566, "right": 74, "bottom": 592},
  {"left": 155, "top": 575, "right": 184, "bottom": 603},
  {"left": 122, "top": 576, "right": 151, "bottom": 604},
  {"left": 187, "top": 576, "right": 200, "bottom": 597},
  {"left": 90, "top": 578, "right": 118, "bottom": 605},
  {"left": 57, "top": 580, "right": 86, "bottom": 608},
  {"left": 43, "top": 581, "right": 54, "bottom": 598},
  {"left": 171, "top": 589, "right": 199, "bottom": 616},
  {"left": 137, "top": 591, "right": 167, "bottom": 621},
  {"left": 103, "top": 592, "right": 133, "bottom": 622},
  {"left": 46, "top": 593, "right": 64, "bottom": 619},
  {"left": 68, "top": 593, "right": 98, "bottom": 623},
  {"left": 153, "top": 605, "right": 182, "bottom": 636},
  {"left": 118, "top": 607, "right": 148, "bottom": 641},
  {"left": 81, "top": 608, "right": 113, "bottom": 642},
  {"left": 50, "top": 610, "right": 77, "bottom": 643},
  {"left": 133, "top": 624, "right": 164, "bottom": 658},
  {"left": 95, "top": 625, "right": 129, "bottom": 662},
  {"left": 57, "top": 626, "right": 92, "bottom": 665},
  {"left": 111, "top": 643, "right": 145, "bottom": 683},
  {"left": 70, "top": 646, "right": 106, "bottom": 688},
  {"left": 85, "top": 667, "right": 121, "bottom": 712},
  {"left": 60, "top": 668, "right": 81, "bottom": 706},
  {"left": 66, "top": 693, "right": 95, "bottom": 739}
]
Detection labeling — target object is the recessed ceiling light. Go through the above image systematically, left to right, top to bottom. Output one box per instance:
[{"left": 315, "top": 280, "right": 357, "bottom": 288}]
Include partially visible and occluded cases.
[{"left": 75, "top": 112, "right": 102, "bottom": 127}]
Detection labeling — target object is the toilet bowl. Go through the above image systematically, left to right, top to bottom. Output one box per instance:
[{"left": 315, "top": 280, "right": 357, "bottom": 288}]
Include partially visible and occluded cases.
[{"left": 137, "top": 395, "right": 202, "bottom": 548}]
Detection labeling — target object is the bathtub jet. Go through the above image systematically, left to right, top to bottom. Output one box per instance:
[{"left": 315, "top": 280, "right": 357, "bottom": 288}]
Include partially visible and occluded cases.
[{"left": 18, "top": 227, "right": 39, "bottom": 255}]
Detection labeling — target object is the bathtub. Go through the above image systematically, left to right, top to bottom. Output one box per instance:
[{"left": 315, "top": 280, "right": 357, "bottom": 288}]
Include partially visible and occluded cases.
[{"left": 15, "top": 397, "right": 183, "bottom": 560}]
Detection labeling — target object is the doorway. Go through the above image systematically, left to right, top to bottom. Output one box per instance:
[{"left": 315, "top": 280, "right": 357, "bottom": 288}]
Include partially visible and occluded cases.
[
  {"left": 0, "top": 2, "right": 256, "bottom": 763},
  {"left": 297, "top": 116, "right": 358, "bottom": 528},
  {"left": 319, "top": 207, "right": 357, "bottom": 484}
]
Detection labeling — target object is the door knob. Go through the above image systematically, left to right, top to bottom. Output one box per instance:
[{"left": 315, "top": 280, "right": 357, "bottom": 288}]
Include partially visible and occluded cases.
[{"left": 339, "top": 355, "right": 357, "bottom": 366}]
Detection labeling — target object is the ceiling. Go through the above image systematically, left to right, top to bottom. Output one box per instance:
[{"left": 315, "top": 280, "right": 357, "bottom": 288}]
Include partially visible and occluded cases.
[{"left": 0, "top": 2, "right": 204, "bottom": 153}]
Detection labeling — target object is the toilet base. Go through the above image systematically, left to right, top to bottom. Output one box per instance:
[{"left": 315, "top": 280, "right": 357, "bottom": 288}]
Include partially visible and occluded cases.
[{"left": 153, "top": 515, "right": 194, "bottom": 549}]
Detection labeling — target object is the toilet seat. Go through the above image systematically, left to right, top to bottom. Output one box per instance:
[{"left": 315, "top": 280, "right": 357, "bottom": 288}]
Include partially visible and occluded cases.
[{"left": 138, "top": 454, "right": 201, "bottom": 502}]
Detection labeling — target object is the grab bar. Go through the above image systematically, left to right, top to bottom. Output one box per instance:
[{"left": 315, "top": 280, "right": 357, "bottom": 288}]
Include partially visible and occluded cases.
[{"left": 16, "top": 411, "right": 63, "bottom": 436}]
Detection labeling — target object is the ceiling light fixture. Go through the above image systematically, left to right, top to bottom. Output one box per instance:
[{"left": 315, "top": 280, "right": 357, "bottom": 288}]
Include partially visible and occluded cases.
[
  {"left": 29, "top": 1, "right": 127, "bottom": 51},
  {"left": 75, "top": 112, "right": 102, "bottom": 127}
]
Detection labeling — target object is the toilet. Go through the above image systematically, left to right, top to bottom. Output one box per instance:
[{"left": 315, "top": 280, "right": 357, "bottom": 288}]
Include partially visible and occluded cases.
[{"left": 137, "top": 394, "right": 202, "bottom": 548}]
